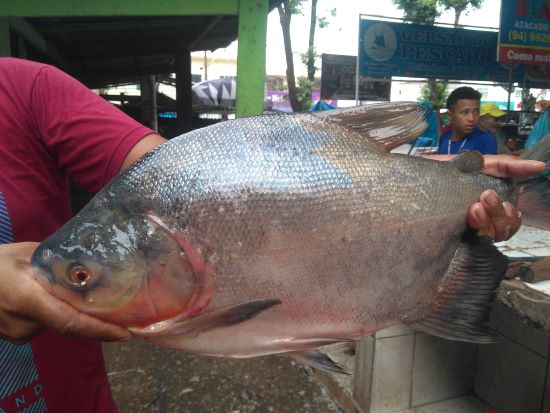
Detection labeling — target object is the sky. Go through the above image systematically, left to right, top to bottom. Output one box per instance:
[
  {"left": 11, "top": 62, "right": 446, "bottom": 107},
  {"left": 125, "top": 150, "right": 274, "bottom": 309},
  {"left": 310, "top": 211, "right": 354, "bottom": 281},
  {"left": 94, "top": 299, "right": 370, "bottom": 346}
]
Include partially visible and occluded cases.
[{"left": 263, "top": 0, "right": 502, "bottom": 76}]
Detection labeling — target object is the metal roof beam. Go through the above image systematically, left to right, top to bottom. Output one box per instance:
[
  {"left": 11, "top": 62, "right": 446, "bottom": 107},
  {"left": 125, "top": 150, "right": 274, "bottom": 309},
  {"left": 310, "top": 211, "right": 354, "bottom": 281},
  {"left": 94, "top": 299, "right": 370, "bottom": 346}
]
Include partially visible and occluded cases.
[
  {"left": 0, "top": 0, "right": 239, "bottom": 17},
  {"left": 189, "top": 16, "right": 223, "bottom": 50},
  {"left": 35, "top": 17, "right": 215, "bottom": 32},
  {"left": 8, "top": 18, "right": 47, "bottom": 51}
]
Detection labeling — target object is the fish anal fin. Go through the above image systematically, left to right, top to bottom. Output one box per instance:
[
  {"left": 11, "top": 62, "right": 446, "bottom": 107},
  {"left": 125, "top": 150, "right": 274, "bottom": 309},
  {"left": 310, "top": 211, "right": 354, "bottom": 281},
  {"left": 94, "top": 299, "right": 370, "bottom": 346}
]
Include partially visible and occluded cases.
[
  {"left": 449, "top": 151, "right": 484, "bottom": 173},
  {"left": 409, "top": 235, "right": 506, "bottom": 344},
  {"left": 132, "top": 298, "right": 281, "bottom": 337},
  {"left": 289, "top": 350, "right": 349, "bottom": 375}
]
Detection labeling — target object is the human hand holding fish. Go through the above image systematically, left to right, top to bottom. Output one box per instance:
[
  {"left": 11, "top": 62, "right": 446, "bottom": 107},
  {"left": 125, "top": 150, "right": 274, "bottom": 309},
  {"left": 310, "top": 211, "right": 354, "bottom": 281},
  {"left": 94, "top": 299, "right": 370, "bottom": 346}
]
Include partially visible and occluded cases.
[
  {"left": 467, "top": 153, "right": 545, "bottom": 241},
  {"left": 427, "top": 154, "right": 546, "bottom": 241}
]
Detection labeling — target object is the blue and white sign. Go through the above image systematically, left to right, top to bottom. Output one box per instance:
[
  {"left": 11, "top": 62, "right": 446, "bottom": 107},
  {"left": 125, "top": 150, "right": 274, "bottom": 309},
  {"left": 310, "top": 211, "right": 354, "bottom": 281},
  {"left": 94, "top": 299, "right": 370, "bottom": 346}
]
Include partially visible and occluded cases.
[
  {"left": 498, "top": 0, "right": 550, "bottom": 64},
  {"left": 358, "top": 18, "right": 523, "bottom": 83}
]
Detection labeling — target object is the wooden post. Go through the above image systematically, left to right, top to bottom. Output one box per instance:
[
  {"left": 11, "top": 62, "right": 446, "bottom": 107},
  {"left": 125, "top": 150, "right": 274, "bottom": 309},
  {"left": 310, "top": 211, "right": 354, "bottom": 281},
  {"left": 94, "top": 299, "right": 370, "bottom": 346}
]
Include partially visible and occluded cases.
[
  {"left": 175, "top": 47, "right": 193, "bottom": 135},
  {"left": 140, "top": 75, "right": 158, "bottom": 132},
  {"left": 523, "top": 257, "right": 550, "bottom": 283}
]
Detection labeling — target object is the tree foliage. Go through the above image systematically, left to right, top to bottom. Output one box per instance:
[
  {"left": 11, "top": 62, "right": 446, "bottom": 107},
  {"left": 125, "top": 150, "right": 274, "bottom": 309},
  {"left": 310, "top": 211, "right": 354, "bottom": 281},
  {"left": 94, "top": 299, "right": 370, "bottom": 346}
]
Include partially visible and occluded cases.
[
  {"left": 392, "top": 0, "right": 439, "bottom": 24},
  {"left": 392, "top": 0, "right": 484, "bottom": 25},
  {"left": 439, "top": 0, "right": 484, "bottom": 25},
  {"left": 296, "top": 77, "right": 313, "bottom": 110},
  {"left": 418, "top": 81, "right": 449, "bottom": 108}
]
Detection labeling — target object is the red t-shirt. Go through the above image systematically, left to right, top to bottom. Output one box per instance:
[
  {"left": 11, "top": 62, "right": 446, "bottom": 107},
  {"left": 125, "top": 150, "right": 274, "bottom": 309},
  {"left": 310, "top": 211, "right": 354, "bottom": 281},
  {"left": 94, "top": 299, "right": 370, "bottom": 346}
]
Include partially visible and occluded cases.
[{"left": 0, "top": 58, "right": 154, "bottom": 412}]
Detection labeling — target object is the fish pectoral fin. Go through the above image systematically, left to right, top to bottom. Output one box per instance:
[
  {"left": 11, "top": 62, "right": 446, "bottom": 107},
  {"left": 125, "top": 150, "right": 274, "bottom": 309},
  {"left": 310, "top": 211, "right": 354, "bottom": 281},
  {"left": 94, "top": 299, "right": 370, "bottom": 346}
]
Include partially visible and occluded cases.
[
  {"left": 448, "top": 151, "right": 484, "bottom": 173},
  {"left": 409, "top": 235, "right": 507, "bottom": 344},
  {"left": 136, "top": 298, "right": 282, "bottom": 338},
  {"left": 289, "top": 350, "right": 349, "bottom": 375}
]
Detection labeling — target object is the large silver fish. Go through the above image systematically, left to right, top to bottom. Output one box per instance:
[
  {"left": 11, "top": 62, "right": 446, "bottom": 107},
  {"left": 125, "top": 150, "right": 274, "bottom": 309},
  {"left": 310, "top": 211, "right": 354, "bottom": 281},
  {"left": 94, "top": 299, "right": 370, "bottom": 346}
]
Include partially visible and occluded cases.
[{"left": 31, "top": 102, "right": 549, "bottom": 371}]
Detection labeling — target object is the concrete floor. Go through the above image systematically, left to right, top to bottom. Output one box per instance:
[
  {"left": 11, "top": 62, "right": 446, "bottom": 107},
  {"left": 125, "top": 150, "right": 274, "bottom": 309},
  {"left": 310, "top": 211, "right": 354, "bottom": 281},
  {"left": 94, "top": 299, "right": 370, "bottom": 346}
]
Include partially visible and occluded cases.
[{"left": 103, "top": 340, "right": 342, "bottom": 413}]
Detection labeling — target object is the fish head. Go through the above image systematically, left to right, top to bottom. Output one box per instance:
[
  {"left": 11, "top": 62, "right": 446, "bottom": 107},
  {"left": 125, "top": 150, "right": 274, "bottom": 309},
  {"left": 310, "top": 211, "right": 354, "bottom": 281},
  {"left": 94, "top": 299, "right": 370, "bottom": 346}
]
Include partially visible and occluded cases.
[{"left": 31, "top": 196, "right": 197, "bottom": 328}]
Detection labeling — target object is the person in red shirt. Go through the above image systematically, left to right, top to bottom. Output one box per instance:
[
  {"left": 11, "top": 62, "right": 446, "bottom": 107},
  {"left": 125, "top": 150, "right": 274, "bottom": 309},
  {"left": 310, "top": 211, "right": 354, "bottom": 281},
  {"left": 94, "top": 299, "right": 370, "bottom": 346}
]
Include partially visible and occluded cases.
[
  {"left": 0, "top": 57, "right": 165, "bottom": 413},
  {"left": 0, "top": 58, "right": 542, "bottom": 412}
]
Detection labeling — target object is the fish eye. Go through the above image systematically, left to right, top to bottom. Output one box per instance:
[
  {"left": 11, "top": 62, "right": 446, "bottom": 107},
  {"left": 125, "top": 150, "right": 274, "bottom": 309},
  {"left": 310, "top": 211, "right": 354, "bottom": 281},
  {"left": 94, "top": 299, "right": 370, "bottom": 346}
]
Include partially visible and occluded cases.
[{"left": 67, "top": 263, "right": 93, "bottom": 287}]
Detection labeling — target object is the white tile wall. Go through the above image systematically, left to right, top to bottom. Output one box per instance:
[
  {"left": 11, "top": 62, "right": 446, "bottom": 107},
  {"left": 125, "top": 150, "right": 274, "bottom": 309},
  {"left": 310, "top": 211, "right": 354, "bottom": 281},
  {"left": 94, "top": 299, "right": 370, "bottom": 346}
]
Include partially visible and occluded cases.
[
  {"left": 370, "top": 334, "right": 415, "bottom": 413},
  {"left": 411, "top": 334, "right": 477, "bottom": 407},
  {"left": 475, "top": 334, "right": 547, "bottom": 413}
]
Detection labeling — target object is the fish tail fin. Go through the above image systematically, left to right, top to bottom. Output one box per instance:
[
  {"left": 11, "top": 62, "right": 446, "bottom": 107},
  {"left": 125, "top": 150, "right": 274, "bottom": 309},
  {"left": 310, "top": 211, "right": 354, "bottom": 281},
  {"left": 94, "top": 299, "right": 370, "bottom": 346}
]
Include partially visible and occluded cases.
[
  {"left": 520, "top": 132, "right": 550, "bottom": 164},
  {"left": 516, "top": 134, "right": 550, "bottom": 231},
  {"left": 409, "top": 235, "right": 507, "bottom": 343}
]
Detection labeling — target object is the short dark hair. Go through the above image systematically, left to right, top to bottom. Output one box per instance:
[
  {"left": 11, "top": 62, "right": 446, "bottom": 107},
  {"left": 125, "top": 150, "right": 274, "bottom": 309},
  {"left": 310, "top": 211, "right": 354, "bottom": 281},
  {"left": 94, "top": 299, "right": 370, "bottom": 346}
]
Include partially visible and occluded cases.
[{"left": 446, "top": 87, "right": 481, "bottom": 110}]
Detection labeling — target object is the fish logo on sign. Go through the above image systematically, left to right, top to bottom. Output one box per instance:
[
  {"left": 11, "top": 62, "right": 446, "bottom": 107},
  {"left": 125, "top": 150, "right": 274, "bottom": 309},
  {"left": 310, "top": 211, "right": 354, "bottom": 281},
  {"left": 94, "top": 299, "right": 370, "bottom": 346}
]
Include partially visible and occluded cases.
[{"left": 363, "top": 23, "right": 397, "bottom": 62}]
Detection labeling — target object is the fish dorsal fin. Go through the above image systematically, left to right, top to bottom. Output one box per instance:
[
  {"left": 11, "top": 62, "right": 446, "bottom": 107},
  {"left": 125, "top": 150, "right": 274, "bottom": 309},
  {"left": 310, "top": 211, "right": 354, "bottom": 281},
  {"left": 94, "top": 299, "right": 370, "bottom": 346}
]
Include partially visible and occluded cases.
[
  {"left": 310, "top": 101, "right": 427, "bottom": 152},
  {"left": 449, "top": 151, "right": 484, "bottom": 173},
  {"left": 409, "top": 235, "right": 507, "bottom": 343}
]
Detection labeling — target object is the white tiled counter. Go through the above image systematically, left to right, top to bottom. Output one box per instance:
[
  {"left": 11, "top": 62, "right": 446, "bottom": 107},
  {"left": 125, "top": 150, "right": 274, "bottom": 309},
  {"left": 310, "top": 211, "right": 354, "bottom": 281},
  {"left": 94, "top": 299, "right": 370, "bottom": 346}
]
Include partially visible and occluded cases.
[{"left": 496, "top": 226, "right": 550, "bottom": 260}]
